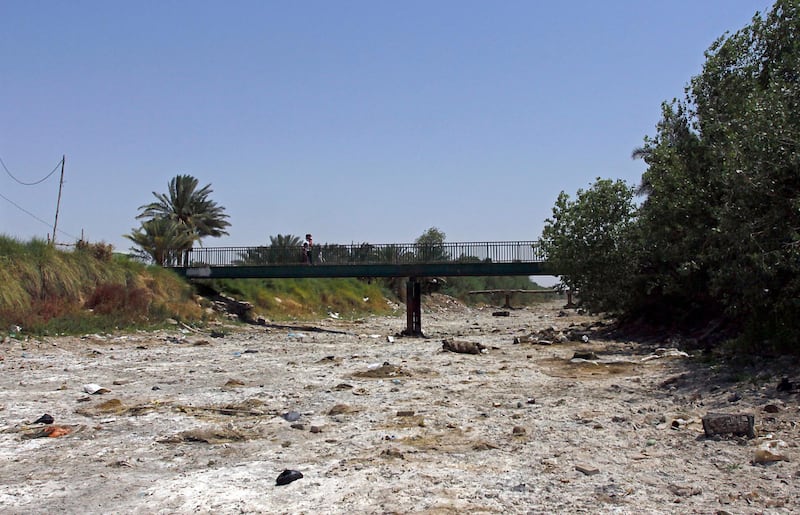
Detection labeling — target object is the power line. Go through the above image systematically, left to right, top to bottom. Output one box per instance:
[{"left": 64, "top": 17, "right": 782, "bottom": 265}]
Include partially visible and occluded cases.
[
  {"left": 0, "top": 155, "right": 63, "bottom": 185},
  {"left": 0, "top": 190, "right": 80, "bottom": 241}
]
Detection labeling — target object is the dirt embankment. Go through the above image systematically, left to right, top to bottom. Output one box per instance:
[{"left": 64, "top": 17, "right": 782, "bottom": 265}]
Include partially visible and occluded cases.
[{"left": 1, "top": 299, "right": 798, "bottom": 514}]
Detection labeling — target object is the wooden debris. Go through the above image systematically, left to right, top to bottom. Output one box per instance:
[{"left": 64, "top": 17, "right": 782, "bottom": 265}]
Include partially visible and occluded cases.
[
  {"left": 263, "top": 322, "right": 351, "bottom": 335},
  {"left": 159, "top": 427, "right": 247, "bottom": 444},
  {"left": 575, "top": 464, "right": 600, "bottom": 476}
]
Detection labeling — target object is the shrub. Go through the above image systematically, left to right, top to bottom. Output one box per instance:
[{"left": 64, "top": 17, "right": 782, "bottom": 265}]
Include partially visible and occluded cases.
[{"left": 85, "top": 283, "right": 152, "bottom": 318}]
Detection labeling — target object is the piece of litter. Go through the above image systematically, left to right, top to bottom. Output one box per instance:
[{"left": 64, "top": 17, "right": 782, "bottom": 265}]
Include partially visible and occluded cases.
[{"left": 83, "top": 384, "right": 110, "bottom": 395}]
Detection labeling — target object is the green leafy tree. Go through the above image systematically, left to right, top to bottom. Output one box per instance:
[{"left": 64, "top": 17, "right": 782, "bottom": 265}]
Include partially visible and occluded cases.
[
  {"left": 622, "top": 0, "right": 800, "bottom": 348},
  {"left": 687, "top": 0, "right": 800, "bottom": 345},
  {"left": 631, "top": 101, "right": 723, "bottom": 325},
  {"left": 135, "top": 175, "right": 230, "bottom": 264},
  {"left": 541, "top": 178, "right": 638, "bottom": 313},
  {"left": 125, "top": 218, "right": 195, "bottom": 265},
  {"left": 415, "top": 227, "right": 448, "bottom": 262},
  {"left": 267, "top": 234, "right": 303, "bottom": 264},
  {"left": 320, "top": 243, "right": 349, "bottom": 264},
  {"left": 375, "top": 244, "right": 412, "bottom": 264},
  {"left": 234, "top": 246, "right": 270, "bottom": 265}
]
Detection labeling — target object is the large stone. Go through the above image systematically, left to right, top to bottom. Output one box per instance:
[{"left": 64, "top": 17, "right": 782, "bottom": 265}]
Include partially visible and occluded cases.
[
  {"left": 442, "top": 339, "right": 486, "bottom": 354},
  {"left": 701, "top": 412, "right": 755, "bottom": 438}
]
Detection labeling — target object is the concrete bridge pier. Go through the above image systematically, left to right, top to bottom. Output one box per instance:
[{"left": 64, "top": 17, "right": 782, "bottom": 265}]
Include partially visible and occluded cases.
[{"left": 402, "top": 278, "right": 423, "bottom": 337}]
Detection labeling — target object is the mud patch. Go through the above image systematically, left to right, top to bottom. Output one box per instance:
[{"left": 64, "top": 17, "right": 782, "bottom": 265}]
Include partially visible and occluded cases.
[
  {"left": 537, "top": 356, "right": 639, "bottom": 378},
  {"left": 351, "top": 363, "right": 412, "bottom": 379},
  {"left": 158, "top": 426, "right": 251, "bottom": 444}
]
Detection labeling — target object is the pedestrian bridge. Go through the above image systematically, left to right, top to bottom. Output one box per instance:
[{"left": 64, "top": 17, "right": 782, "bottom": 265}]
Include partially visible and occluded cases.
[
  {"left": 168, "top": 240, "right": 554, "bottom": 279},
  {"left": 167, "top": 241, "right": 557, "bottom": 336}
]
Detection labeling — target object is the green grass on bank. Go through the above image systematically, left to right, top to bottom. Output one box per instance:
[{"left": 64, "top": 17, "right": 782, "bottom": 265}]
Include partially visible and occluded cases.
[
  {"left": 0, "top": 235, "right": 203, "bottom": 335},
  {"left": 0, "top": 235, "right": 397, "bottom": 335},
  {"left": 203, "top": 277, "right": 397, "bottom": 321}
]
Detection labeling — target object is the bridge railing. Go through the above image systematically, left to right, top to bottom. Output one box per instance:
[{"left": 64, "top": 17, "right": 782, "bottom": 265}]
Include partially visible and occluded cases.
[{"left": 168, "top": 241, "right": 546, "bottom": 267}]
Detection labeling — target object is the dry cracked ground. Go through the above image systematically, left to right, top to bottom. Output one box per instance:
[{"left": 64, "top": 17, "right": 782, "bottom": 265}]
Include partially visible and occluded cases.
[{"left": 1, "top": 297, "right": 799, "bottom": 514}]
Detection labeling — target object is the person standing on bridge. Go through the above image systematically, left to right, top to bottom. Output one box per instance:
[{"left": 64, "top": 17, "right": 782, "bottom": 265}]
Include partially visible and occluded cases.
[{"left": 303, "top": 234, "right": 314, "bottom": 265}]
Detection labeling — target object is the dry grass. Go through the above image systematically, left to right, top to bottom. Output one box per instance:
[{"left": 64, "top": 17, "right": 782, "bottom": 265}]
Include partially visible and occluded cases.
[{"left": 0, "top": 235, "right": 203, "bottom": 333}]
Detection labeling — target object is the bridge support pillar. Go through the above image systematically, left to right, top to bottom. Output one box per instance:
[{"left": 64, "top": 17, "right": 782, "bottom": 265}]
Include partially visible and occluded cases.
[{"left": 402, "top": 278, "right": 423, "bottom": 337}]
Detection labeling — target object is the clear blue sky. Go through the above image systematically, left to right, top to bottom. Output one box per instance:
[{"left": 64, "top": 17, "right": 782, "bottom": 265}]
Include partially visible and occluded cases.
[{"left": 1, "top": 0, "right": 772, "bottom": 253}]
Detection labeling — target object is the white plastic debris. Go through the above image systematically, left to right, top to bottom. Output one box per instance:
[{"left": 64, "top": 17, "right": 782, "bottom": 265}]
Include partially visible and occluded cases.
[{"left": 83, "top": 383, "right": 110, "bottom": 395}]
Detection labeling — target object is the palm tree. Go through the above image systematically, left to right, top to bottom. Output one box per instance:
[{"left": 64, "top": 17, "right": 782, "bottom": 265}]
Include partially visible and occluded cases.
[
  {"left": 631, "top": 146, "right": 655, "bottom": 196},
  {"left": 136, "top": 174, "right": 231, "bottom": 264},
  {"left": 125, "top": 218, "right": 195, "bottom": 266},
  {"left": 268, "top": 234, "right": 303, "bottom": 264},
  {"left": 234, "top": 246, "right": 270, "bottom": 265}
]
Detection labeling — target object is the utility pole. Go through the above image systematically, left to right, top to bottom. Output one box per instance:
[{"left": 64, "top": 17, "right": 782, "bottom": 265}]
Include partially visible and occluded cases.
[{"left": 51, "top": 155, "right": 65, "bottom": 246}]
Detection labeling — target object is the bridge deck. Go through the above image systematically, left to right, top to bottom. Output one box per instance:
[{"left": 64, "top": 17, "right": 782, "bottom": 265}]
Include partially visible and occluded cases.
[{"left": 167, "top": 241, "right": 553, "bottom": 279}]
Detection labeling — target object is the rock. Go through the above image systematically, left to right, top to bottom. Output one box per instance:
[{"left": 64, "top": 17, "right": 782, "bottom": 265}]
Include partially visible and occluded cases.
[
  {"left": 492, "top": 311, "right": 510, "bottom": 317},
  {"left": 569, "top": 330, "right": 592, "bottom": 342},
  {"left": 442, "top": 339, "right": 486, "bottom": 355},
  {"left": 352, "top": 363, "right": 410, "bottom": 378},
  {"left": 777, "top": 377, "right": 794, "bottom": 392},
  {"left": 727, "top": 392, "right": 742, "bottom": 403},
  {"left": 328, "top": 404, "right": 354, "bottom": 416},
  {"left": 763, "top": 404, "right": 781, "bottom": 413},
  {"left": 283, "top": 411, "right": 302, "bottom": 422},
  {"left": 702, "top": 412, "right": 756, "bottom": 439},
  {"left": 33, "top": 414, "right": 54, "bottom": 424},
  {"left": 512, "top": 426, "right": 526, "bottom": 435},
  {"left": 381, "top": 447, "right": 404, "bottom": 459},
  {"left": 753, "top": 448, "right": 789, "bottom": 464},
  {"left": 275, "top": 469, "right": 303, "bottom": 486},
  {"left": 668, "top": 484, "right": 702, "bottom": 497}
]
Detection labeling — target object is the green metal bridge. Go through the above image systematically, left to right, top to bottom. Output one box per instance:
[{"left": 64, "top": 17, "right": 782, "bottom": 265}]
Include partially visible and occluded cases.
[{"left": 167, "top": 240, "right": 556, "bottom": 335}]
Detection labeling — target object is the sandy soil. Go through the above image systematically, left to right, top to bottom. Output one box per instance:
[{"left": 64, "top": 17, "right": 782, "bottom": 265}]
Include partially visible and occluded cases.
[{"left": 1, "top": 298, "right": 798, "bottom": 514}]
